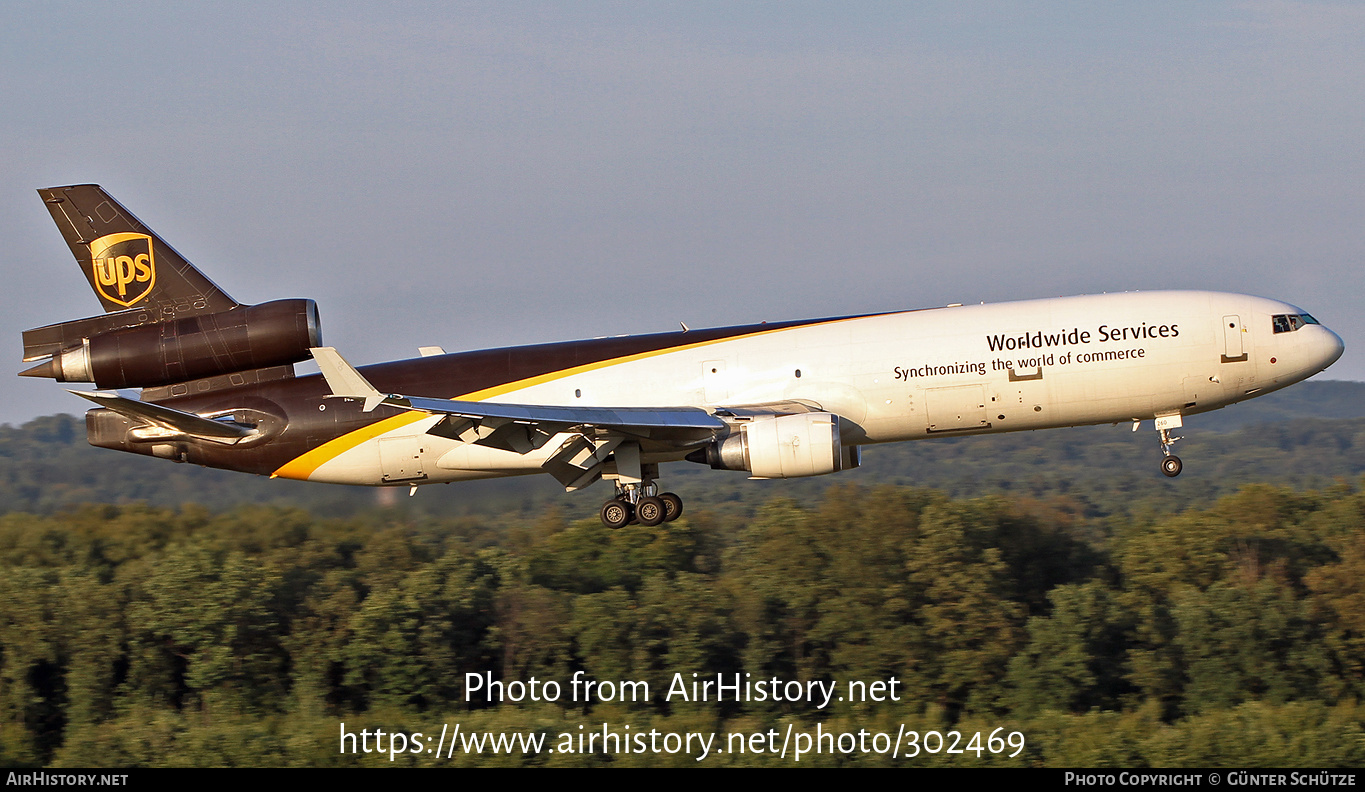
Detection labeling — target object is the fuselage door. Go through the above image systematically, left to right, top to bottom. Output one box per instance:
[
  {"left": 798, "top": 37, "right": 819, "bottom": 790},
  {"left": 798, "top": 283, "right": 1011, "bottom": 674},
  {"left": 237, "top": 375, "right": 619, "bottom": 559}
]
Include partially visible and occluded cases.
[
  {"left": 1222, "top": 315, "right": 1248, "bottom": 363},
  {"left": 925, "top": 384, "right": 990, "bottom": 432},
  {"left": 379, "top": 435, "right": 427, "bottom": 482}
]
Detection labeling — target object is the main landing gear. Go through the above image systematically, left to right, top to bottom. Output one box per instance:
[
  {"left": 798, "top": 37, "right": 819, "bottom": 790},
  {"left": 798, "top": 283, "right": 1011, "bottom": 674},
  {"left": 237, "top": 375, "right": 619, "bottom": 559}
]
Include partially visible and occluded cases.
[
  {"left": 598, "top": 445, "right": 685, "bottom": 528},
  {"left": 600, "top": 485, "right": 684, "bottom": 529}
]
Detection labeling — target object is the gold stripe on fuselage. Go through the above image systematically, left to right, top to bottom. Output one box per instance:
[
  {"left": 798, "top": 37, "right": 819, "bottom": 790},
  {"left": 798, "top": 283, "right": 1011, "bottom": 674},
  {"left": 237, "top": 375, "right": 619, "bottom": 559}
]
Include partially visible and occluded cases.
[
  {"left": 270, "top": 314, "right": 878, "bottom": 481},
  {"left": 271, "top": 412, "right": 430, "bottom": 480}
]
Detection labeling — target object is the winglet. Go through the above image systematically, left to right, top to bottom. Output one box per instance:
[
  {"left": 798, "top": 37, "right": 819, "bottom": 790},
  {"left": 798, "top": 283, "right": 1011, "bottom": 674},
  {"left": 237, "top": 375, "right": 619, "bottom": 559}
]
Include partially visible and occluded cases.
[{"left": 310, "top": 347, "right": 387, "bottom": 412}]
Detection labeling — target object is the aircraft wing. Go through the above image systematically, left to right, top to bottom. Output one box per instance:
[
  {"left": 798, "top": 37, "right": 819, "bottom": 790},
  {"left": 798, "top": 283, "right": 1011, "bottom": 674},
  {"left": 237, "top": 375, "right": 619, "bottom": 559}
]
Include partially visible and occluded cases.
[
  {"left": 311, "top": 347, "right": 726, "bottom": 454},
  {"left": 396, "top": 394, "right": 726, "bottom": 434}
]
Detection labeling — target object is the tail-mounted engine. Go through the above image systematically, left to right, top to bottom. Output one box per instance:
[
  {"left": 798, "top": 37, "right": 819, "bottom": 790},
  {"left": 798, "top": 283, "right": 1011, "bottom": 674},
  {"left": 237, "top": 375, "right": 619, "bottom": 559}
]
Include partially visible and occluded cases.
[
  {"left": 20, "top": 299, "right": 321, "bottom": 390},
  {"left": 688, "top": 411, "right": 860, "bottom": 478}
]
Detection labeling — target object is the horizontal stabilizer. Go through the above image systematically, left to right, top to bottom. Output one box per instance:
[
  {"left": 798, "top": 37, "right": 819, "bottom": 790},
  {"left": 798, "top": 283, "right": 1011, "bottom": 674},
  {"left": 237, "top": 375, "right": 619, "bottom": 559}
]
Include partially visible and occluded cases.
[
  {"left": 23, "top": 309, "right": 160, "bottom": 361},
  {"left": 68, "top": 390, "right": 255, "bottom": 441}
]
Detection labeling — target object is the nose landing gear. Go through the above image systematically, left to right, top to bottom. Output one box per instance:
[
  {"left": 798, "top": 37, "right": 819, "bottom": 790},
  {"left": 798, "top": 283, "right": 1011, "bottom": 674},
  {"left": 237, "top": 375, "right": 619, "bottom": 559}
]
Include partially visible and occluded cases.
[{"left": 1154, "top": 414, "right": 1184, "bottom": 477}]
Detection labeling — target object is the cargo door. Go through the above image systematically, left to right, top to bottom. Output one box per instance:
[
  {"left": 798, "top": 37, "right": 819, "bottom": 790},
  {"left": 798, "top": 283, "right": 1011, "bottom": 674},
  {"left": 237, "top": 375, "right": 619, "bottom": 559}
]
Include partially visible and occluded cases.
[
  {"left": 925, "top": 384, "right": 989, "bottom": 432},
  {"left": 379, "top": 435, "right": 427, "bottom": 482}
]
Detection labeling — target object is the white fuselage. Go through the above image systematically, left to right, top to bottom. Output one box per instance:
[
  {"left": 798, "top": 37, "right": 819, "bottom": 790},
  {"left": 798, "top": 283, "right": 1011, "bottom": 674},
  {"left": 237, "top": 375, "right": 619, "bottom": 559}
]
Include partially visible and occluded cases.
[{"left": 302, "top": 290, "right": 1344, "bottom": 486}]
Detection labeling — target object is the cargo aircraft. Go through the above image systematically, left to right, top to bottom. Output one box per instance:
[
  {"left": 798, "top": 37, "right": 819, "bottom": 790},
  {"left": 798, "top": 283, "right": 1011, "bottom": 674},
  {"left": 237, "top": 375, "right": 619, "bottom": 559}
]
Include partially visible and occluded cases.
[{"left": 20, "top": 185, "right": 1345, "bottom": 526}]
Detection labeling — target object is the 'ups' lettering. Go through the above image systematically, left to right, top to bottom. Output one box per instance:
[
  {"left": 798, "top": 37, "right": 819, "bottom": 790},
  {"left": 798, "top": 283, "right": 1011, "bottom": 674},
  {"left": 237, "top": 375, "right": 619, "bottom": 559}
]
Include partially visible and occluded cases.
[
  {"left": 88, "top": 233, "right": 157, "bottom": 307},
  {"left": 115, "top": 256, "right": 136, "bottom": 296},
  {"left": 95, "top": 259, "right": 118, "bottom": 286}
]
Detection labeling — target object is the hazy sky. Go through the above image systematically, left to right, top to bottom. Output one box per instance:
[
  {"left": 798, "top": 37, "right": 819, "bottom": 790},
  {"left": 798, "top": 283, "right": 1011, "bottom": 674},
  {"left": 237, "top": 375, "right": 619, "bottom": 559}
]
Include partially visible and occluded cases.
[{"left": 2, "top": 2, "right": 1361, "bottom": 426}]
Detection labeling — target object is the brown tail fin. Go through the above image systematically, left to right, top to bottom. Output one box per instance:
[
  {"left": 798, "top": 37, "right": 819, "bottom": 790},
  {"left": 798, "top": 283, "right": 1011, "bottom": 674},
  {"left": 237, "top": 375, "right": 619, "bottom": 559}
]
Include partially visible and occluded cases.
[{"left": 38, "top": 184, "right": 239, "bottom": 316}]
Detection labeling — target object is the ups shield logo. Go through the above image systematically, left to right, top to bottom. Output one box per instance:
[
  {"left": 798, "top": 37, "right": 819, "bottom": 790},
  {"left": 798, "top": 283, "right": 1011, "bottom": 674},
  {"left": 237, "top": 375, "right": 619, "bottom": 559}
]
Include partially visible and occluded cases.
[{"left": 89, "top": 233, "right": 156, "bottom": 307}]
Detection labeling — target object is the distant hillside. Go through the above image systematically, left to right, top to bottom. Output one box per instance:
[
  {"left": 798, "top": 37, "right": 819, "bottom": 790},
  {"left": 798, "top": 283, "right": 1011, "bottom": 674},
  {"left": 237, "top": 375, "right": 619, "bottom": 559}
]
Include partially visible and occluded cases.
[
  {"left": 1181, "top": 379, "right": 1365, "bottom": 430},
  {"left": 1, "top": 380, "right": 1361, "bottom": 519}
]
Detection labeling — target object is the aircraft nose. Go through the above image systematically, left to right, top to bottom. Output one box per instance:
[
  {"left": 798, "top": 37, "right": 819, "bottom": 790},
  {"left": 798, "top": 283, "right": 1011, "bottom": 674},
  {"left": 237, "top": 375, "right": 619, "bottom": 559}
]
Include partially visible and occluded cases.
[{"left": 1314, "top": 325, "right": 1345, "bottom": 372}]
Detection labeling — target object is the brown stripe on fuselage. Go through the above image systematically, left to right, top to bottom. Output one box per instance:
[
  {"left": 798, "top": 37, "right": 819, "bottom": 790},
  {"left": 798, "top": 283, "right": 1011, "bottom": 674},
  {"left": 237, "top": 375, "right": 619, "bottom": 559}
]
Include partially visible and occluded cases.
[
  {"left": 135, "top": 311, "right": 891, "bottom": 479},
  {"left": 355, "top": 313, "right": 878, "bottom": 397}
]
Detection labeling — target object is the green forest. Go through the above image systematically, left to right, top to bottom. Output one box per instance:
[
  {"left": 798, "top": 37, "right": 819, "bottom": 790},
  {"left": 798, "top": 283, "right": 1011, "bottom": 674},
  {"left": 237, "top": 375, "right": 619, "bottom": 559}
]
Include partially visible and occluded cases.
[{"left": 1, "top": 382, "right": 1363, "bottom": 767}]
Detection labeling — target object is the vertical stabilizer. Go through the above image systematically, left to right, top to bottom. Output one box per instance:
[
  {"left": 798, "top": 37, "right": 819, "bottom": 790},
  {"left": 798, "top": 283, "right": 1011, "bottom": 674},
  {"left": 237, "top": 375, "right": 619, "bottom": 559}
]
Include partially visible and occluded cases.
[{"left": 38, "top": 184, "right": 239, "bottom": 316}]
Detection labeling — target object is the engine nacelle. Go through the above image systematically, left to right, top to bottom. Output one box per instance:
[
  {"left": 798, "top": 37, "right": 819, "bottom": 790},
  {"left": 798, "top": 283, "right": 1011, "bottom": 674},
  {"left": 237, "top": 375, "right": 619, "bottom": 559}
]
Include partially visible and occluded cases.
[
  {"left": 29, "top": 299, "right": 321, "bottom": 390},
  {"left": 692, "top": 412, "right": 859, "bottom": 478}
]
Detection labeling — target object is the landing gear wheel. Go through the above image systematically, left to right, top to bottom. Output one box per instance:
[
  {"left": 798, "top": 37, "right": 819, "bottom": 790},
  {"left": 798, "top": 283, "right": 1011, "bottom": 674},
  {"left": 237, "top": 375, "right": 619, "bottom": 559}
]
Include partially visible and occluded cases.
[
  {"left": 1161, "top": 455, "right": 1183, "bottom": 477},
  {"left": 659, "top": 492, "right": 683, "bottom": 522},
  {"left": 635, "top": 496, "right": 667, "bottom": 527},
  {"left": 600, "top": 499, "right": 633, "bottom": 529}
]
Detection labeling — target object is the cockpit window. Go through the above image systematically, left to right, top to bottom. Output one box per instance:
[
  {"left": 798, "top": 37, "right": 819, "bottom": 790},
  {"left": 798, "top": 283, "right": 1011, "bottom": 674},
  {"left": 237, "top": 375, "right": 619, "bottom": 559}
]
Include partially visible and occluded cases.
[{"left": 1271, "top": 314, "right": 1317, "bottom": 333}]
